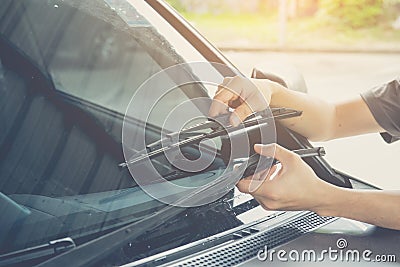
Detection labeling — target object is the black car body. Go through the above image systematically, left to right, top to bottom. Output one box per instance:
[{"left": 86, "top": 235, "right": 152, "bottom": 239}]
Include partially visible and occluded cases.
[{"left": 0, "top": 0, "right": 399, "bottom": 266}]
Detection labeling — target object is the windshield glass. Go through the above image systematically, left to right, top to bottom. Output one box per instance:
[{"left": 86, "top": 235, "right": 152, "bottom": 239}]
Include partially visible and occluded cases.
[{"left": 0, "top": 0, "right": 276, "bottom": 264}]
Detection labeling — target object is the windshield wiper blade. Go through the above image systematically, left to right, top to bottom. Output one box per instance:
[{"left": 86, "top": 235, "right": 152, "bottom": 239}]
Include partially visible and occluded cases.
[
  {"left": 120, "top": 108, "right": 302, "bottom": 167},
  {"left": 0, "top": 237, "right": 75, "bottom": 267}
]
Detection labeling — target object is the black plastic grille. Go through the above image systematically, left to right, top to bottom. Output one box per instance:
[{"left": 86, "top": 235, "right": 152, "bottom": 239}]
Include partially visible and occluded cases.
[{"left": 168, "top": 213, "right": 335, "bottom": 267}]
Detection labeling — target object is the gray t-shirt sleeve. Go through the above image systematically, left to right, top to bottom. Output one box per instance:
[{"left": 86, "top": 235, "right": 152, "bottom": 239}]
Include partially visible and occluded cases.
[{"left": 361, "top": 78, "right": 400, "bottom": 144}]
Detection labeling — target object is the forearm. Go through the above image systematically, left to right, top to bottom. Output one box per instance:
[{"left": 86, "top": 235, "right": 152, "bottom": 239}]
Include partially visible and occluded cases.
[
  {"left": 265, "top": 81, "right": 383, "bottom": 141},
  {"left": 267, "top": 83, "right": 336, "bottom": 141},
  {"left": 330, "top": 97, "right": 384, "bottom": 139},
  {"left": 315, "top": 185, "right": 400, "bottom": 230}
]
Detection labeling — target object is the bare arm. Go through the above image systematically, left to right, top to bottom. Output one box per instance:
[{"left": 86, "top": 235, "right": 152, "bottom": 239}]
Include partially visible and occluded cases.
[
  {"left": 209, "top": 76, "right": 384, "bottom": 141},
  {"left": 263, "top": 81, "right": 384, "bottom": 141},
  {"left": 237, "top": 144, "right": 400, "bottom": 230},
  {"left": 318, "top": 186, "right": 400, "bottom": 230}
]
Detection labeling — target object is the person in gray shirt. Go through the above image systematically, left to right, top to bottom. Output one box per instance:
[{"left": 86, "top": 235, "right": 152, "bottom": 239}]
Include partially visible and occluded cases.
[
  {"left": 209, "top": 76, "right": 400, "bottom": 230},
  {"left": 362, "top": 79, "right": 400, "bottom": 144}
]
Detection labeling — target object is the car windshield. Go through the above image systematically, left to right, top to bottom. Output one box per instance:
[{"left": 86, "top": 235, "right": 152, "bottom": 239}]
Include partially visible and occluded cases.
[{"left": 0, "top": 0, "right": 277, "bottom": 264}]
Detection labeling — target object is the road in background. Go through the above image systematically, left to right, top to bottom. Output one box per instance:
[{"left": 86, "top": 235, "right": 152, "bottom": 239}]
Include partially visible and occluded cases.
[{"left": 224, "top": 51, "right": 400, "bottom": 189}]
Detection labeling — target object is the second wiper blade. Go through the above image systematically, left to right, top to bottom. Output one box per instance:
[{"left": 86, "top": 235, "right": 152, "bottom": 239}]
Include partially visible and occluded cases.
[
  {"left": 120, "top": 108, "right": 302, "bottom": 167},
  {"left": 0, "top": 238, "right": 75, "bottom": 267}
]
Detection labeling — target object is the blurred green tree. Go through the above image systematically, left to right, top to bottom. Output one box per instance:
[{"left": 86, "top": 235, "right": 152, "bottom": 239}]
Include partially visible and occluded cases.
[
  {"left": 165, "top": 0, "right": 187, "bottom": 12},
  {"left": 319, "top": 0, "right": 384, "bottom": 28}
]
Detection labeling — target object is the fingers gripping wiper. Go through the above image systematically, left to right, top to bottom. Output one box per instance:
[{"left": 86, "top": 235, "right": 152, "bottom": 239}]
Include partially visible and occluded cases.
[
  {"left": 120, "top": 108, "right": 303, "bottom": 167},
  {"left": 239, "top": 147, "right": 326, "bottom": 179}
]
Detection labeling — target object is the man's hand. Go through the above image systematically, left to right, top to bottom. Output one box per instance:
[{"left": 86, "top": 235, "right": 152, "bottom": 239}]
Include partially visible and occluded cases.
[
  {"left": 209, "top": 76, "right": 275, "bottom": 126},
  {"left": 237, "top": 143, "right": 332, "bottom": 212},
  {"left": 239, "top": 144, "right": 400, "bottom": 230}
]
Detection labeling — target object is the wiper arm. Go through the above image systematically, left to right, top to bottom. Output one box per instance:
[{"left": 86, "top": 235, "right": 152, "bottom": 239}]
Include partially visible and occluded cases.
[
  {"left": 120, "top": 108, "right": 302, "bottom": 167},
  {"left": 239, "top": 147, "right": 326, "bottom": 179},
  {"left": 0, "top": 237, "right": 75, "bottom": 267}
]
